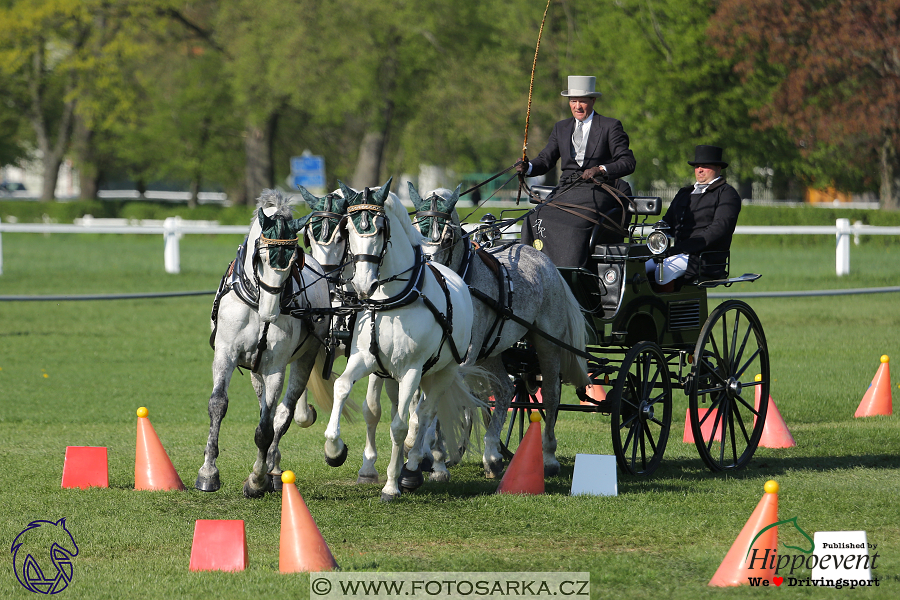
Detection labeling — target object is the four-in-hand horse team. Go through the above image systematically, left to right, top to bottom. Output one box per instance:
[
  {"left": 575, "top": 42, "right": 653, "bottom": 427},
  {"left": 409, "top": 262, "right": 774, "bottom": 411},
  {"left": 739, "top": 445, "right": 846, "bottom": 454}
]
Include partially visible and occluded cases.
[{"left": 197, "top": 75, "right": 769, "bottom": 501}]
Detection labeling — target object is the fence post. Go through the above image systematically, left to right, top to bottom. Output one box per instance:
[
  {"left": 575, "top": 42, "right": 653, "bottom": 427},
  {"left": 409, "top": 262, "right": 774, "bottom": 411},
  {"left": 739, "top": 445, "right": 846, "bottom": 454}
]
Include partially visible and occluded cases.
[
  {"left": 164, "top": 216, "right": 181, "bottom": 274},
  {"left": 836, "top": 218, "right": 850, "bottom": 276}
]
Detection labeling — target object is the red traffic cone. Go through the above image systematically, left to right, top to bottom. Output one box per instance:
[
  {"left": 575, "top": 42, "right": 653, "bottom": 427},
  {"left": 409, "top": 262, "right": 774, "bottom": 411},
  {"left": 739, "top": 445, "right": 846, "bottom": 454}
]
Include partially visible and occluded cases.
[
  {"left": 855, "top": 355, "right": 892, "bottom": 417},
  {"left": 754, "top": 376, "right": 795, "bottom": 448},
  {"left": 135, "top": 407, "right": 186, "bottom": 491},
  {"left": 683, "top": 408, "right": 723, "bottom": 443},
  {"left": 497, "top": 412, "right": 544, "bottom": 495},
  {"left": 62, "top": 446, "right": 109, "bottom": 489},
  {"left": 279, "top": 471, "right": 338, "bottom": 572},
  {"left": 709, "top": 480, "right": 780, "bottom": 587},
  {"left": 189, "top": 520, "right": 249, "bottom": 572}
]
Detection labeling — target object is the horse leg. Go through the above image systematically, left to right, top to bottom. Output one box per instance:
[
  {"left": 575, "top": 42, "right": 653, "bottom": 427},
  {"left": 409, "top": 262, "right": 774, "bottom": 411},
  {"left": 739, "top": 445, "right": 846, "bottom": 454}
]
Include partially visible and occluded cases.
[
  {"left": 533, "top": 339, "right": 563, "bottom": 477},
  {"left": 196, "top": 354, "right": 236, "bottom": 492},
  {"left": 268, "top": 354, "right": 317, "bottom": 490},
  {"left": 324, "top": 354, "right": 367, "bottom": 467},
  {"left": 481, "top": 357, "right": 514, "bottom": 478},
  {"left": 244, "top": 371, "right": 284, "bottom": 498},
  {"left": 381, "top": 371, "right": 423, "bottom": 501},
  {"left": 358, "top": 375, "right": 385, "bottom": 484},
  {"left": 426, "top": 418, "right": 451, "bottom": 483}
]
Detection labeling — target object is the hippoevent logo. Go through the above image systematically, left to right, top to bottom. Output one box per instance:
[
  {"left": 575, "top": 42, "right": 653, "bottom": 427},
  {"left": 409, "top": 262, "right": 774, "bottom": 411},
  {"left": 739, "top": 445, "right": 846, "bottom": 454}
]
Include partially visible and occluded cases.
[
  {"left": 744, "top": 517, "right": 880, "bottom": 588},
  {"left": 11, "top": 518, "right": 79, "bottom": 594}
]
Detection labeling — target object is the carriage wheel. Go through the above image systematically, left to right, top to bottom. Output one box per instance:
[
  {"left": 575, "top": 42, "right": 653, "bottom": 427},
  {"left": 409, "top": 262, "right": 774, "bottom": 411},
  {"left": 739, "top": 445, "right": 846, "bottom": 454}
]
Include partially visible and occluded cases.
[
  {"left": 689, "top": 300, "right": 770, "bottom": 472},
  {"left": 609, "top": 341, "right": 673, "bottom": 476},
  {"left": 498, "top": 376, "right": 546, "bottom": 460}
]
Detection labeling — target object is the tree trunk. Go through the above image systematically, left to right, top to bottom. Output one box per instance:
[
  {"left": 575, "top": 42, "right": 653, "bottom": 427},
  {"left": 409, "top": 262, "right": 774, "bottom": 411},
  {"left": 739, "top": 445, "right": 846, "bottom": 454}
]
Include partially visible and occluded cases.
[
  {"left": 243, "top": 112, "right": 278, "bottom": 206},
  {"left": 74, "top": 114, "right": 99, "bottom": 200},
  {"left": 351, "top": 131, "right": 386, "bottom": 189},
  {"left": 880, "top": 137, "right": 900, "bottom": 211}
]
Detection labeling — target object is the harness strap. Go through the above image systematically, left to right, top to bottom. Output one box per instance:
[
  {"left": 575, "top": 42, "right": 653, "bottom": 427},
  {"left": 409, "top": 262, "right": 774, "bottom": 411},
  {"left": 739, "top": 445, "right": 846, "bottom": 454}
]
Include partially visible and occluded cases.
[
  {"left": 472, "top": 249, "right": 513, "bottom": 360},
  {"left": 422, "top": 264, "right": 466, "bottom": 366},
  {"left": 467, "top": 286, "right": 593, "bottom": 361},
  {"left": 251, "top": 322, "right": 271, "bottom": 373}
]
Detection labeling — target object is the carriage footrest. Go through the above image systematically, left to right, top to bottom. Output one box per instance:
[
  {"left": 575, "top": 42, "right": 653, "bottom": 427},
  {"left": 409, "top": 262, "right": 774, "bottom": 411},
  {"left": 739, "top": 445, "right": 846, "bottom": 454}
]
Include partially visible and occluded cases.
[{"left": 698, "top": 273, "right": 761, "bottom": 288}]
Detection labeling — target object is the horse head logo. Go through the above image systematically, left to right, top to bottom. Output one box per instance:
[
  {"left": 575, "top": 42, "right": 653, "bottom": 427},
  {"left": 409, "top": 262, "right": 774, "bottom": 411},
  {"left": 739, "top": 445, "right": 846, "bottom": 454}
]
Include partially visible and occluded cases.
[{"left": 11, "top": 518, "right": 79, "bottom": 594}]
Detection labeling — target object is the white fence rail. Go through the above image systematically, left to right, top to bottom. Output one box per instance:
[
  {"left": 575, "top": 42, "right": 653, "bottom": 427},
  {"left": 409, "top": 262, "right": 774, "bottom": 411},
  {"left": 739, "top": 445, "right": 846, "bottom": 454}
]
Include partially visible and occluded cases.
[{"left": 1, "top": 217, "right": 898, "bottom": 276}]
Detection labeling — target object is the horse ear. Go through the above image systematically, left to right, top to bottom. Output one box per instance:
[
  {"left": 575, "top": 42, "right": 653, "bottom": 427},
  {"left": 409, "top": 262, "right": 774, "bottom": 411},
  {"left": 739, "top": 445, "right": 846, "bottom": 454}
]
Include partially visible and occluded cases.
[
  {"left": 374, "top": 177, "right": 393, "bottom": 204},
  {"left": 338, "top": 180, "right": 356, "bottom": 202},
  {"left": 408, "top": 181, "right": 425, "bottom": 210},
  {"left": 451, "top": 184, "right": 462, "bottom": 207},
  {"left": 296, "top": 185, "right": 320, "bottom": 209}
]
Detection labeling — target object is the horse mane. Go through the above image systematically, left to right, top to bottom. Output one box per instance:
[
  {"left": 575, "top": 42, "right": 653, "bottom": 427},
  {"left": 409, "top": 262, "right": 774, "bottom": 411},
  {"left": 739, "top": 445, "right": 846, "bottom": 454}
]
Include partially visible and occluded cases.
[
  {"left": 251, "top": 188, "right": 300, "bottom": 224},
  {"left": 384, "top": 192, "right": 427, "bottom": 247}
]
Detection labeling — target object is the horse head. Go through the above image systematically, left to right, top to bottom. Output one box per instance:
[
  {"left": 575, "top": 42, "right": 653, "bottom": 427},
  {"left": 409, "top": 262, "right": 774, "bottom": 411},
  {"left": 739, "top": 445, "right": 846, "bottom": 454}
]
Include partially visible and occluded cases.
[
  {"left": 344, "top": 177, "right": 396, "bottom": 300},
  {"left": 410, "top": 182, "right": 462, "bottom": 268},
  {"left": 297, "top": 184, "right": 352, "bottom": 284},
  {"left": 252, "top": 189, "right": 303, "bottom": 322}
]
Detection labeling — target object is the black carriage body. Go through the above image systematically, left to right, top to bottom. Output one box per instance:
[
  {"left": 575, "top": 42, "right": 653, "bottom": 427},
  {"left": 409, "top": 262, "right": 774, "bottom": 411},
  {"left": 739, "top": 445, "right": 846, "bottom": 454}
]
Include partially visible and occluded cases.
[{"left": 495, "top": 185, "right": 770, "bottom": 477}]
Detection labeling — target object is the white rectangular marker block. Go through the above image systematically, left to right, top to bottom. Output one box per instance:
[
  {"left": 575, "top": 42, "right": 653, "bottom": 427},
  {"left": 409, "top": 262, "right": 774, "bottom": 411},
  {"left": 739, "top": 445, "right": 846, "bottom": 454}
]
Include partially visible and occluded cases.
[
  {"left": 570, "top": 454, "right": 617, "bottom": 496},
  {"left": 812, "top": 531, "right": 872, "bottom": 585}
]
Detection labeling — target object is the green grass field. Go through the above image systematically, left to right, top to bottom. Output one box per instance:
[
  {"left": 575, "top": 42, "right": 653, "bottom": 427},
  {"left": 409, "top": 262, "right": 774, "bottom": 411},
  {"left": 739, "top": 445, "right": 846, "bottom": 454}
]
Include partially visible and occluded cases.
[{"left": 0, "top": 230, "right": 898, "bottom": 599}]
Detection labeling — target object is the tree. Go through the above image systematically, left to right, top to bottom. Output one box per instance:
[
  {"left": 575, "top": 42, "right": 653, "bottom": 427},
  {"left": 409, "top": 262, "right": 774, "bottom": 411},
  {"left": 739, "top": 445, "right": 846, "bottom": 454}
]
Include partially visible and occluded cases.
[
  {"left": 711, "top": 0, "right": 900, "bottom": 209},
  {"left": 0, "top": 1, "right": 94, "bottom": 200}
]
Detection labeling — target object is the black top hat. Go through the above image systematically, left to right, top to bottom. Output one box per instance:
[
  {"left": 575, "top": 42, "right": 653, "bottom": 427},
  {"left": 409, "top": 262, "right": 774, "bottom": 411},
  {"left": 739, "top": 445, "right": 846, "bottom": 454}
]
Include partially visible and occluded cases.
[{"left": 687, "top": 145, "right": 728, "bottom": 168}]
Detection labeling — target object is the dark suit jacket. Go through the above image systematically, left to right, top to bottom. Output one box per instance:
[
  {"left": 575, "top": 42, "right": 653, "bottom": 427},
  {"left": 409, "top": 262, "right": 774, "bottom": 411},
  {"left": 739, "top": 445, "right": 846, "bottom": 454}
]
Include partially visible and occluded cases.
[
  {"left": 529, "top": 112, "right": 636, "bottom": 180},
  {"left": 662, "top": 177, "right": 741, "bottom": 279}
]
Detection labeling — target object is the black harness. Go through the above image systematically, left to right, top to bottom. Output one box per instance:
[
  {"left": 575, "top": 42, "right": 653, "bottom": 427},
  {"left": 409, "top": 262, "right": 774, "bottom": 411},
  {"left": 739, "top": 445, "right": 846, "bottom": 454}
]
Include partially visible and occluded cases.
[{"left": 209, "top": 236, "right": 320, "bottom": 373}]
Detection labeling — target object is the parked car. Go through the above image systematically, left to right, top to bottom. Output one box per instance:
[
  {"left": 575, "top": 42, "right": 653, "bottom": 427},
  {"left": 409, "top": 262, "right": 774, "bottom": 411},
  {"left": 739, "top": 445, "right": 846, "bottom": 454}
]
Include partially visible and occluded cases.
[{"left": 0, "top": 181, "right": 28, "bottom": 197}]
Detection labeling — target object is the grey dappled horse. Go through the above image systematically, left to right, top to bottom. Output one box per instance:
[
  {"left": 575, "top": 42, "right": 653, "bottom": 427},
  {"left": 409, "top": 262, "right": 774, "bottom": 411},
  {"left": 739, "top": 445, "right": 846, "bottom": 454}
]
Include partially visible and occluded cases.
[
  {"left": 410, "top": 183, "right": 590, "bottom": 478},
  {"left": 196, "top": 189, "right": 334, "bottom": 498}
]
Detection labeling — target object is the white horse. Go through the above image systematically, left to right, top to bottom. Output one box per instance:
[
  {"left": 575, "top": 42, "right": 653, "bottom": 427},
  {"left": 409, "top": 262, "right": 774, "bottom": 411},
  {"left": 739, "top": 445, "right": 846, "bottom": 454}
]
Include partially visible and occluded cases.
[
  {"left": 322, "top": 178, "right": 486, "bottom": 501},
  {"left": 409, "top": 183, "right": 590, "bottom": 478},
  {"left": 196, "top": 189, "right": 335, "bottom": 498}
]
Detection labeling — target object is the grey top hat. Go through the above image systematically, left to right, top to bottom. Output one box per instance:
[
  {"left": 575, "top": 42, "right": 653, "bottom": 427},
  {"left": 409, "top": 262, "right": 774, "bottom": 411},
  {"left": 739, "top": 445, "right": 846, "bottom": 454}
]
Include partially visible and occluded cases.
[
  {"left": 560, "top": 75, "right": 603, "bottom": 98},
  {"left": 688, "top": 145, "right": 728, "bottom": 168}
]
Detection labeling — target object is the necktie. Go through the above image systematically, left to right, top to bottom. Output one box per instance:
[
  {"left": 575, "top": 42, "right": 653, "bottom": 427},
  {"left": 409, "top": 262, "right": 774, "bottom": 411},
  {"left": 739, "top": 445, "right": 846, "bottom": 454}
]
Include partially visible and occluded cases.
[{"left": 573, "top": 120, "right": 583, "bottom": 150}]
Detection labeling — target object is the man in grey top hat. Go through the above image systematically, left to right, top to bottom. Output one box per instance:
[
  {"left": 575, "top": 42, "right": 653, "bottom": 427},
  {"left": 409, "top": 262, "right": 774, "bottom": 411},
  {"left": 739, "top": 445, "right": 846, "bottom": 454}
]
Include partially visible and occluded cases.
[
  {"left": 516, "top": 75, "right": 636, "bottom": 268},
  {"left": 646, "top": 144, "right": 741, "bottom": 287}
]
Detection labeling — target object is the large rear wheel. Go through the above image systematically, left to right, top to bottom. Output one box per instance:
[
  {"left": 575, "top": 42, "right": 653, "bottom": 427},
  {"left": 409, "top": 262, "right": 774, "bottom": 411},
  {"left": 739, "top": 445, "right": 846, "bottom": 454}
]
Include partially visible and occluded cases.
[
  {"left": 689, "top": 300, "right": 770, "bottom": 471},
  {"left": 609, "top": 341, "right": 673, "bottom": 476}
]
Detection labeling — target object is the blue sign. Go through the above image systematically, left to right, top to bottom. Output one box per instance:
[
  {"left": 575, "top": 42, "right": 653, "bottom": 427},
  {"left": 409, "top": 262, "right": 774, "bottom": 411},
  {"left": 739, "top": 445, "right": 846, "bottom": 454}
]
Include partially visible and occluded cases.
[{"left": 290, "top": 155, "right": 325, "bottom": 189}]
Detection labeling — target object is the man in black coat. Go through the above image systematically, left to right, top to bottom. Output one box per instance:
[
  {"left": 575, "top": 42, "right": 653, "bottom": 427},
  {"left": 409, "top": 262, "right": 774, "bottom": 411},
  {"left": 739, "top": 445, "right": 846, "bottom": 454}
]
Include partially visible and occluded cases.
[
  {"left": 516, "top": 75, "right": 636, "bottom": 268},
  {"left": 647, "top": 145, "right": 741, "bottom": 285}
]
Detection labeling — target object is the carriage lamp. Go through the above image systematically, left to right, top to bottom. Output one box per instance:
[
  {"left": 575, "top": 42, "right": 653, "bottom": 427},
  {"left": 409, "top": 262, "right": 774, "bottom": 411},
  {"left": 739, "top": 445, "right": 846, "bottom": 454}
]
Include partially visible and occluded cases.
[{"left": 647, "top": 223, "right": 673, "bottom": 256}]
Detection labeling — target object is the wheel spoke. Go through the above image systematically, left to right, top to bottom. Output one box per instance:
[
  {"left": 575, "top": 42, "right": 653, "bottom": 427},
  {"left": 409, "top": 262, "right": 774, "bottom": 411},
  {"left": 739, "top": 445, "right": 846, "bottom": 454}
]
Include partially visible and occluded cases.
[{"left": 729, "top": 311, "right": 741, "bottom": 372}]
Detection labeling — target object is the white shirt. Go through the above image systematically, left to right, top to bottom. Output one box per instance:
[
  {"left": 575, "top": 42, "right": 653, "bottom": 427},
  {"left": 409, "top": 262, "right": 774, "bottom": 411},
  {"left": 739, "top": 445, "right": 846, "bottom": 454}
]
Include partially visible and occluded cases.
[{"left": 693, "top": 176, "right": 721, "bottom": 194}]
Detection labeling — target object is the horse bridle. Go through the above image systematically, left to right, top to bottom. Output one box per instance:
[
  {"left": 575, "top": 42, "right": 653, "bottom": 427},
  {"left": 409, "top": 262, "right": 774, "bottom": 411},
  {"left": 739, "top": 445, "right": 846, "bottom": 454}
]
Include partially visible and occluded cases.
[
  {"left": 414, "top": 198, "right": 455, "bottom": 260},
  {"left": 344, "top": 202, "right": 391, "bottom": 268},
  {"left": 305, "top": 207, "right": 347, "bottom": 277},
  {"left": 254, "top": 230, "right": 302, "bottom": 295}
]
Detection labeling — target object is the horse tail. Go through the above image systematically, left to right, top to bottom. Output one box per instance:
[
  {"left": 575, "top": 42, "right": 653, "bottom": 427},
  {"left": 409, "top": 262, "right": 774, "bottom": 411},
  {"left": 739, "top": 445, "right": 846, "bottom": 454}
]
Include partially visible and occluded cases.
[
  {"left": 553, "top": 271, "right": 591, "bottom": 387},
  {"left": 307, "top": 348, "right": 360, "bottom": 422},
  {"left": 427, "top": 365, "right": 492, "bottom": 464}
]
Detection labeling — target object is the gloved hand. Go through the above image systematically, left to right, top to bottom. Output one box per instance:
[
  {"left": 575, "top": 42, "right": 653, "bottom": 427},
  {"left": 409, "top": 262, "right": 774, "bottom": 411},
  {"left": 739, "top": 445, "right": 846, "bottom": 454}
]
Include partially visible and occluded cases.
[
  {"left": 515, "top": 156, "right": 530, "bottom": 175},
  {"left": 581, "top": 166, "right": 607, "bottom": 182}
]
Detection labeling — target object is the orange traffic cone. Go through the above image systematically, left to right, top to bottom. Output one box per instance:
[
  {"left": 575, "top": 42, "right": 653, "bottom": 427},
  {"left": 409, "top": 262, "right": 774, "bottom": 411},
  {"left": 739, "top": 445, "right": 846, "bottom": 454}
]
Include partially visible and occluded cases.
[
  {"left": 855, "top": 355, "right": 892, "bottom": 417},
  {"left": 754, "top": 376, "right": 795, "bottom": 448},
  {"left": 581, "top": 383, "right": 606, "bottom": 406},
  {"left": 135, "top": 407, "right": 186, "bottom": 491},
  {"left": 497, "top": 412, "right": 544, "bottom": 495},
  {"left": 279, "top": 471, "right": 338, "bottom": 572},
  {"left": 709, "top": 480, "right": 780, "bottom": 587}
]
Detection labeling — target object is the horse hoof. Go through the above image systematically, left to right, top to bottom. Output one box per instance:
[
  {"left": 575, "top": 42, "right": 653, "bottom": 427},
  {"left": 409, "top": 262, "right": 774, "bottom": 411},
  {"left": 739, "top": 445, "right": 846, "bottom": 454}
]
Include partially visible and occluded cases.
[
  {"left": 299, "top": 406, "right": 317, "bottom": 428},
  {"left": 324, "top": 443, "right": 349, "bottom": 467},
  {"left": 419, "top": 455, "right": 434, "bottom": 473},
  {"left": 484, "top": 461, "right": 504, "bottom": 479},
  {"left": 399, "top": 465, "right": 424, "bottom": 492},
  {"left": 429, "top": 470, "right": 450, "bottom": 483},
  {"left": 195, "top": 474, "right": 221, "bottom": 492},
  {"left": 357, "top": 474, "right": 379, "bottom": 484},
  {"left": 242, "top": 476, "right": 274, "bottom": 498},
  {"left": 380, "top": 491, "right": 401, "bottom": 502}
]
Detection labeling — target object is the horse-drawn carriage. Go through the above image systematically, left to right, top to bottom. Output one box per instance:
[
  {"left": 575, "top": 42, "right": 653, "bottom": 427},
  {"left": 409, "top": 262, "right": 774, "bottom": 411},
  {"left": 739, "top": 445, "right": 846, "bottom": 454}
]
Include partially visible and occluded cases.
[
  {"left": 198, "top": 178, "right": 769, "bottom": 500},
  {"left": 489, "top": 184, "right": 769, "bottom": 477}
]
